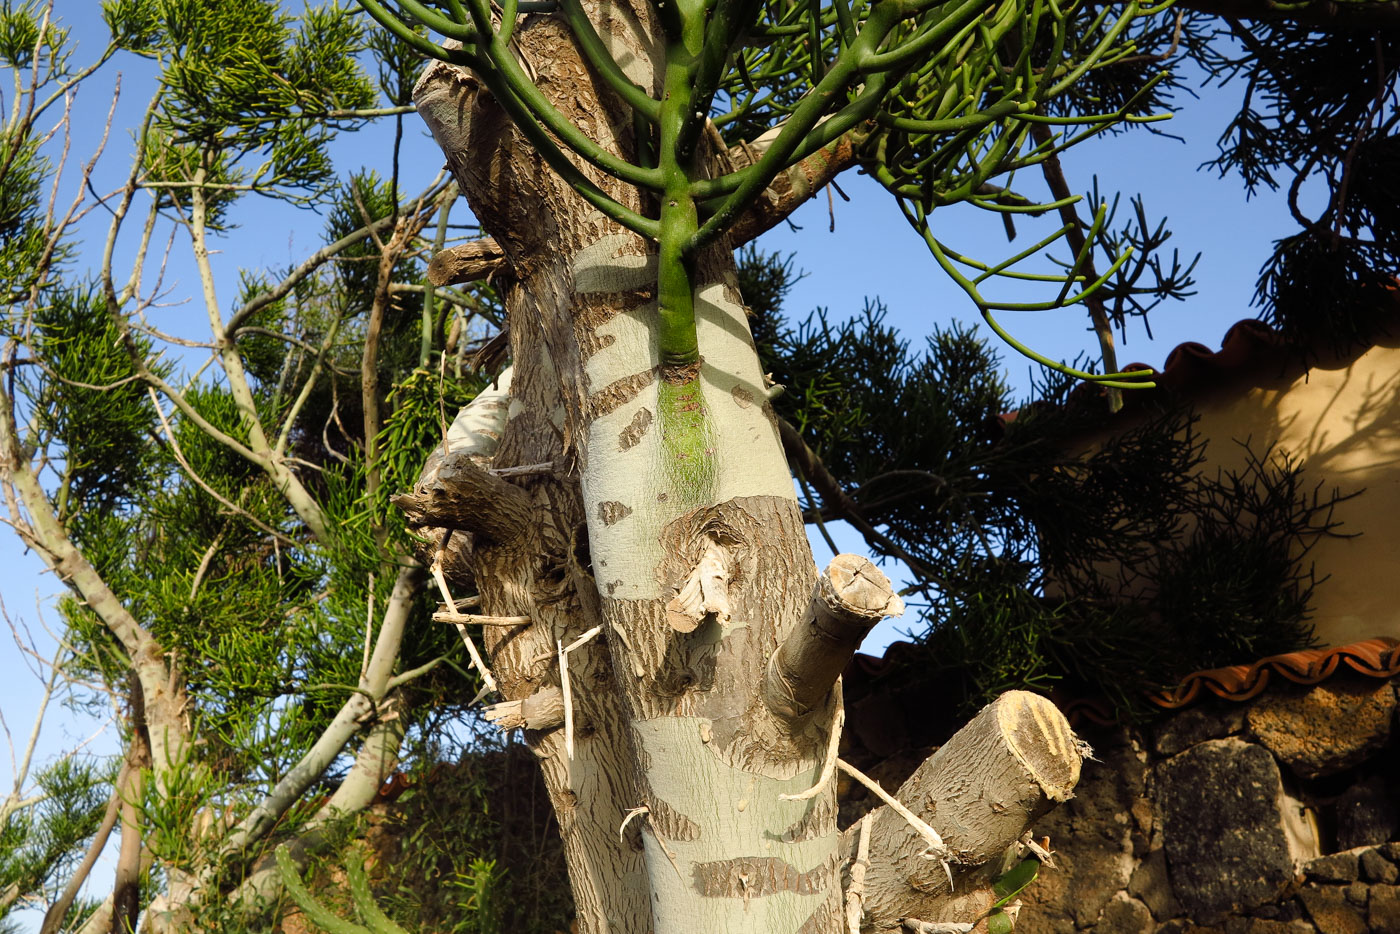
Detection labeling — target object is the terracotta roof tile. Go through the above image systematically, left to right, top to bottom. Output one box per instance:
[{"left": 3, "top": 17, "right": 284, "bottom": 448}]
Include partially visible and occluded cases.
[{"left": 1145, "top": 637, "right": 1400, "bottom": 708}]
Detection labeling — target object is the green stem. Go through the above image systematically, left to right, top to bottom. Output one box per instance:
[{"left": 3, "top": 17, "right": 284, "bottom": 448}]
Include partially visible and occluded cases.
[{"left": 656, "top": 17, "right": 705, "bottom": 367}]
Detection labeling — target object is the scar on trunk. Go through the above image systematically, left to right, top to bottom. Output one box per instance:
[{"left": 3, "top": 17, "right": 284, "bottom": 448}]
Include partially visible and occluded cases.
[
  {"left": 618, "top": 406, "right": 653, "bottom": 450},
  {"left": 598, "top": 500, "right": 634, "bottom": 525},
  {"left": 665, "top": 538, "right": 734, "bottom": 633},
  {"left": 690, "top": 854, "right": 835, "bottom": 898}
]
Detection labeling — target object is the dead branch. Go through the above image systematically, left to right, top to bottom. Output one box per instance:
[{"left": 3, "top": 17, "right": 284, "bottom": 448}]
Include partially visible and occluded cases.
[
  {"left": 427, "top": 236, "right": 509, "bottom": 286},
  {"left": 394, "top": 450, "right": 534, "bottom": 545},
  {"left": 430, "top": 554, "right": 497, "bottom": 694},
  {"left": 432, "top": 611, "right": 532, "bottom": 626},
  {"left": 112, "top": 678, "right": 150, "bottom": 934},
  {"left": 483, "top": 685, "right": 566, "bottom": 731},
  {"left": 846, "top": 812, "right": 874, "bottom": 934}
]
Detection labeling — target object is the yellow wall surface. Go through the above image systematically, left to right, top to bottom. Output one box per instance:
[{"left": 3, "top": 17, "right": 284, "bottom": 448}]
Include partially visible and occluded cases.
[{"left": 1162, "top": 334, "right": 1400, "bottom": 649}]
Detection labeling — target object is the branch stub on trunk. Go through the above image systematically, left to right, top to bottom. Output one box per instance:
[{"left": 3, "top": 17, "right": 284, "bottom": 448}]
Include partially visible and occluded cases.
[
  {"left": 392, "top": 450, "right": 533, "bottom": 545},
  {"left": 764, "top": 555, "right": 903, "bottom": 721}
]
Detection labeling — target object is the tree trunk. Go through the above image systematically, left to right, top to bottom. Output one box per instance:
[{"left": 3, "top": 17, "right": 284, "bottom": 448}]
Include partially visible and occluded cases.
[{"left": 404, "top": 6, "right": 1087, "bottom": 932}]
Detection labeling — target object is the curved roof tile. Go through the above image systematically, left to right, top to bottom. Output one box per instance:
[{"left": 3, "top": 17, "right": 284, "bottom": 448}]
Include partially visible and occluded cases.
[{"left": 1145, "top": 637, "right": 1400, "bottom": 708}]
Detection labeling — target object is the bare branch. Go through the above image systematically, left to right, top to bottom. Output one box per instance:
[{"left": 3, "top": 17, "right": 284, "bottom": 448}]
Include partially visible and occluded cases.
[
  {"left": 146, "top": 388, "right": 299, "bottom": 547},
  {"left": 219, "top": 563, "right": 422, "bottom": 860},
  {"left": 0, "top": 628, "right": 64, "bottom": 827},
  {"left": 38, "top": 764, "right": 127, "bottom": 934}
]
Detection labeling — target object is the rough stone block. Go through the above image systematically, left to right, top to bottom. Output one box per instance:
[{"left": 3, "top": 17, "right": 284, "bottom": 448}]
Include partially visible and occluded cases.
[
  {"left": 1246, "top": 680, "right": 1394, "bottom": 780},
  {"left": 1154, "top": 704, "right": 1247, "bottom": 757},
  {"left": 1019, "top": 728, "right": 1145, "bottom": 934},
  {"left": 1157, "top": 740, "right": 1311, "bottom": 923},
  {"left": 1335, "top": 778, "right": 1400, "bottom": 851},
  {"left": 1131, "top": 848, "right": 1185, "bottom": 920},
  {"left": 1362, "top": 848, "right": 1400, "bottom": 885},
  {"left": 1305, "top": 851, "right": 1360, "bottom": 884},
  {"left": 1341, "top": 882, "right": 1368, "bottom": 908},
  {"left": 1371, "top": 884, "right": 1400, "bottom": 934},
  {"left": 1297, "top": 886, "right": 1368, "bottom": 934},
  {"left": 1097, "top": 892, "right": 1155, "bottom": 932},
  {"left": 1253, "top": 901, "right": 1305, "bottom": 923},
  {"left": 1247, "top": 920, "right": 1316, "bottom": 934},
  {"left": 1155, "top": 921, "right": 1223, "bottom": 934}
]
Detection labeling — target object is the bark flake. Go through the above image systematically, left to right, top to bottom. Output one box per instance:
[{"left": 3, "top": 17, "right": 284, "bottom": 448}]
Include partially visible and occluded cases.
[
  {"left": 589, "top": 368, "right": 659, "bottom": 421},
  {"left": 618, "top": 406, "right": 654, "bottom": 450},
  {"left": 598, "top": 501, "right": 634, "bottom": 526},
  {"left": 644, "top": 793, "right": 701, "bottom": 842},
  {"left": 775, "top": 794, "right": 838, "bottom": 844},
  {"left": 690, "top": 854, "right": 834, "bottom": 898}
]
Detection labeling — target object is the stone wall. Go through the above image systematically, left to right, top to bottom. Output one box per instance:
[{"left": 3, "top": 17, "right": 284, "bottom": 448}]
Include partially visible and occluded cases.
[{"left": 1017, "top": 675, "right": 1399, "bottom": 934}]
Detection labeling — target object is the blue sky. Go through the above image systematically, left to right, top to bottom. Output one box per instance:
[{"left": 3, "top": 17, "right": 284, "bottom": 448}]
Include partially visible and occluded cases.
[{"left": 0, "top": 6, "right": 1297, "bottom": 926}]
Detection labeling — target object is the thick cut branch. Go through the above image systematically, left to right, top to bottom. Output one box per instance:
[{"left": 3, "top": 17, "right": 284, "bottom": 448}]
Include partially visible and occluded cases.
[
  {"left": 725, "top": 124, "right": 865, "bottom": 245},
  {"left": 427, "top": 237, "right": 509, "bottom": 286},
  {"left": 393, "top": 450, "right": 533, "bottom": 543},
  {"left": 764, "top": 555, "right": 903, "bottom": 720},
  {"left": 857, "top": 691, "right": 1084, "bottom": 931}
]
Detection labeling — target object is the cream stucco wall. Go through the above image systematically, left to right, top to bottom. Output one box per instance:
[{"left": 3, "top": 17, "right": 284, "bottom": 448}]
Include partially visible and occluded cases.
[{"left": 1179, "top": 338, "right": 1400, "bottom": 649}]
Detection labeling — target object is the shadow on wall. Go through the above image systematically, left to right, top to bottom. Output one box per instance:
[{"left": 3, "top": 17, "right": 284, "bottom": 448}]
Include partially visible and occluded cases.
[{"left": 1183, "top": 330, "right": 1400, "bottom": 649}]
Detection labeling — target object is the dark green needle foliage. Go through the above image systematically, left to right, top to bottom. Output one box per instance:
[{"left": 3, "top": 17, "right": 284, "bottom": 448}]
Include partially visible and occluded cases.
[
  {"left": 107, "top": 0, "right": 378, "bottom": 206},
  {"left": 1193, "top": 21, "right": 1400, "bottom": 355},
  {"left": 742, "top": 247, "right": 1346, "bottom": 721},
  {"left": 0, "top": 757, "right": 111, "bottom": 913}
]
